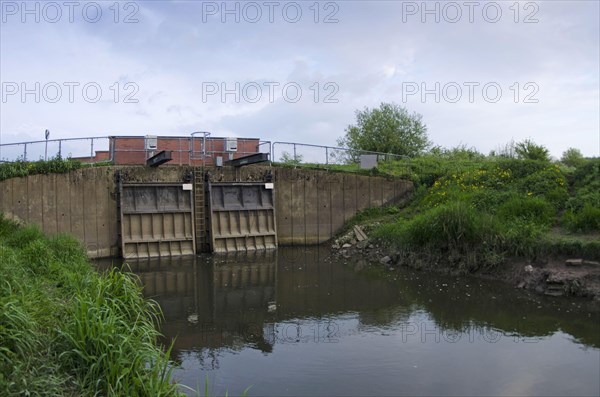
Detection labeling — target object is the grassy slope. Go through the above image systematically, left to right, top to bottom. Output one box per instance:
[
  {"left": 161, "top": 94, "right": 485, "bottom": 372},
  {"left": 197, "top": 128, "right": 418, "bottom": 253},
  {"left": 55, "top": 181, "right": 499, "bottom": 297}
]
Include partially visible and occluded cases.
[
  {"left": 344, "top": 157, "right": 600, "bottom": 273},
  {"left": 0, "top": 217, "right": 179, "bottom": 396}
]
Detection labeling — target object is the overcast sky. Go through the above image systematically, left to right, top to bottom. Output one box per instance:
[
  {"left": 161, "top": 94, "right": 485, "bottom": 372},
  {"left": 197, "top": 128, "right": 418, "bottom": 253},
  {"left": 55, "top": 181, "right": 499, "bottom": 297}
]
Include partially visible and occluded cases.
[{"left": 1, "top": 0, "right": 599, "bottom": 159}]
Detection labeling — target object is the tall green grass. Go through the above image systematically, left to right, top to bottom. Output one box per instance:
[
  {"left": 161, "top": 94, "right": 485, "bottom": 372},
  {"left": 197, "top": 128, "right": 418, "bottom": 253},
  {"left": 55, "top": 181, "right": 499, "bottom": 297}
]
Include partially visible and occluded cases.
[
  {"left": 375, "top": 202, "right": 504, "bottom": 272},
  {"left": 0, "top": 215, "right": 180, "bottom": 396}
]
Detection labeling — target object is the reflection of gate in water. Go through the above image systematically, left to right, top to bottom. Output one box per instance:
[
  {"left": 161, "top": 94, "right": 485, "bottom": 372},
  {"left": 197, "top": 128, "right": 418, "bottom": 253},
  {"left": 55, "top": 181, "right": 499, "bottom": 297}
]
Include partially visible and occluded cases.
[
  {"left": 208, "top": 183, "right": 277, "bottom": 253},
  {"left": 119, "top": 184, "right": 196, "bottom": 259},
  {"left": 127, "top": 251, "right": 278, "bottom": 352}
]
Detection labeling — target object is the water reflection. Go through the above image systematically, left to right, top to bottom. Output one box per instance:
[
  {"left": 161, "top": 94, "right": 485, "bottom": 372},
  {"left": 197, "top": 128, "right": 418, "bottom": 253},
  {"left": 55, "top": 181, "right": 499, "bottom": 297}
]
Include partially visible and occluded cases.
[{"left": 97, "top": 246, "right": 600, "bottom": 396}]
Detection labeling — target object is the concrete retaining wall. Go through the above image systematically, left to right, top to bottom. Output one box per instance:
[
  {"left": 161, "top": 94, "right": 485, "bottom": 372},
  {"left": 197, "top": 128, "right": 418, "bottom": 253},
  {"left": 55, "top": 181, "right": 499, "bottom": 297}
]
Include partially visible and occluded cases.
[
  {"left": 0, "top": 165, "right": 412, "bottom": 257},
  {"left": 0, "top": 167, "right": 118, "bottom": 258},
  {"left": 272, "top": 168, "right": 412, "bottom": 245}
]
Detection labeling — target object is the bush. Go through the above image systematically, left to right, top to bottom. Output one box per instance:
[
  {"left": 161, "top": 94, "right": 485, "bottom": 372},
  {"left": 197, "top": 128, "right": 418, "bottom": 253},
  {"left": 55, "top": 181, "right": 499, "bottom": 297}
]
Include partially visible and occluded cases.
[
  {"left": 514, "top": 139, "right": 551, "bottom": 162},
  {"left": 561, "top": 148, "right": 586, "bottom": 168},
  {"left": 495, "top": 159, "right": 548, "bottom": 179},
  {"left": 514, "top": 166, "right": 568, "bottom": 209},
  {"left": 497, "top": 196, "right": 556, "bottom": 226},
  {"left": 376, "top": 202, "right": 503, "bottom": 272},
  {"left": 562, "top": 204, "right": 600, "bottom": 233},
  {"left": 500, "top": 219, "right": 547, "bottom": 258}
]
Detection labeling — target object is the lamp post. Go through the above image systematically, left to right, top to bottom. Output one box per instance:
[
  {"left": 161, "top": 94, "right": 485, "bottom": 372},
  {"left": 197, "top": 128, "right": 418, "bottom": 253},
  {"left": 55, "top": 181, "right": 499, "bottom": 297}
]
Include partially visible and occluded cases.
[{"left": 44, "top": 129, "right": 50, "bottom": 161}]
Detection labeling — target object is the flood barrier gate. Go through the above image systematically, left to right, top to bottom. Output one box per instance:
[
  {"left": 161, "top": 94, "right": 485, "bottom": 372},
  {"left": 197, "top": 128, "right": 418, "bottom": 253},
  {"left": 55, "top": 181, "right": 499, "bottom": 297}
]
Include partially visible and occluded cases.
[
  {"left": 207, "top": 182, "right": 277, "bottom": 253},
  {"left": 120, "top": 183, "right": 196, "bottom": 258}
]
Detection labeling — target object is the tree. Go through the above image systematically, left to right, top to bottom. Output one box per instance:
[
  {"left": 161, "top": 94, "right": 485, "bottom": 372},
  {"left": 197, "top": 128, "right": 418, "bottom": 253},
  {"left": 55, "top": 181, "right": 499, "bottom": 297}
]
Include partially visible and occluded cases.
[
  {"left": 337, "top": 102, "right": 430, "bottom": 157},
  {"left": 514, "top": 139, "right": 550, "bottom": 161},
  {"left": 561, "top": 148, "right": 585, "bottom": 168}
]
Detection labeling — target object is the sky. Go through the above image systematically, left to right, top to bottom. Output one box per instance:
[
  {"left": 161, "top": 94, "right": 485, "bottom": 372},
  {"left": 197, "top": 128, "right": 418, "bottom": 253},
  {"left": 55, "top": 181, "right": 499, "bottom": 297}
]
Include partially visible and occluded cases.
[{"left": 1, "top": 0, "right": 599, "bottom": 160}]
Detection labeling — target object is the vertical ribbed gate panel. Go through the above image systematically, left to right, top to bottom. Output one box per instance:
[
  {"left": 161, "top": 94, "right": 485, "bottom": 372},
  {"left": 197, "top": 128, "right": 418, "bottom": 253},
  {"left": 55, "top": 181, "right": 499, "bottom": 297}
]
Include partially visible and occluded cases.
[
  {"left": 208, "top": 182, "right": 277, "bottom": 253},
  {"left": 120, "top": 184, "right": 196, "bottom": 258}
]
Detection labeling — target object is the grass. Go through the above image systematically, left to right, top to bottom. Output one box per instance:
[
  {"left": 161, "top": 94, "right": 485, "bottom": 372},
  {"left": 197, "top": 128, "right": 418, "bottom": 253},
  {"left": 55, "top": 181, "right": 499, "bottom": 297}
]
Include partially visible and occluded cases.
[{"left": 0, "top": 215, "right": 180, "bottom": 396}]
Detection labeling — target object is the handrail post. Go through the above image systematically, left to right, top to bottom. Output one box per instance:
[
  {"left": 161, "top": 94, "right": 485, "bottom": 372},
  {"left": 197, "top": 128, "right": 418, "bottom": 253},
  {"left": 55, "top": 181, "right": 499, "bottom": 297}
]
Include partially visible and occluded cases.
[
  {"left": 90, "top": 138, "right": 94, "bottom": 163},
  {"left": 58, "top": 140, "right": 62, "bottom": 158},
  {"left": 23, "top": 143, "right": 27, "bottom": 161}
]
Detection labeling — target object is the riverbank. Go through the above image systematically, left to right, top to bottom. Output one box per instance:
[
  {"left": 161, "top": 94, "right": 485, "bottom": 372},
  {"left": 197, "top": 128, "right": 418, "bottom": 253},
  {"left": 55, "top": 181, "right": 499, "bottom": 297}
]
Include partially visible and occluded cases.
[
  {"left": 330, "top": 157, "right": 600, "bottom": 304},
  {"left": 0, "top": 215, "right": 180, "bottom": 396},
  {"left": 332, "top": 233, "right": 600, "bottom": 304}
]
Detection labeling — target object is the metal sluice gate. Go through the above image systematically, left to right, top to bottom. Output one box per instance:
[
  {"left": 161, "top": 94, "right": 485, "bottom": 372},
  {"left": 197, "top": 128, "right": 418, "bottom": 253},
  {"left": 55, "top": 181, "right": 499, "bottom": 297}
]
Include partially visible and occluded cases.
[{"left": 119, "top": 181, "right": 277, "bottom": 258}]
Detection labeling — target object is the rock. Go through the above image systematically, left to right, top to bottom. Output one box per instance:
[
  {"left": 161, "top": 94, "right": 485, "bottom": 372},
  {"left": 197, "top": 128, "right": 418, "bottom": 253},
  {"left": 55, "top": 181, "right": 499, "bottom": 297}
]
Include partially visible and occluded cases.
[
  {"left": 353, "top": 225, "right": 368, "bottom": 241},
  {"left": 356, "top": 240, "right": 368, "bottom": 249},
  {"left": 342, "top": 243, "right": 352, "bottom": 249},
  {"left": 331, "top": 244, "right": 340, "bottom": 250},
  {"left": 368, "top": 244, "right": 374, "bottom": 249},
  {"left": 380, "top": 256, "right": 392, "bottom": 265},
  {"left": 565, "top": 259, "right": 583, "bottom": 267},
  {"left": 524, "top": 265, "right": 534, "bottom": 273},
  {"left": 517, "top": 281, "right": 526, "bottom": 289},
  {"left": 187, "top": 313, "right": 199, "bottom": 324}
]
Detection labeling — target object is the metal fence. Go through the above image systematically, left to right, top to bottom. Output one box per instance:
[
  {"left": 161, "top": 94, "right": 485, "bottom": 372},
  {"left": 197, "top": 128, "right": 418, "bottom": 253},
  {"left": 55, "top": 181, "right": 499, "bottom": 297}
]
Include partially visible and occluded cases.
[
  {"left": 0, "top": 135, "right": 413, "bottom": 175},
  {"left": 0, "top": 135, "right": 272, "bottom": 166},
  {"left": 0, "top": 136, "right": 110, "bottom": 163},
  {"left": 271, "top": 141, "right": 412, "bottom": 174}
]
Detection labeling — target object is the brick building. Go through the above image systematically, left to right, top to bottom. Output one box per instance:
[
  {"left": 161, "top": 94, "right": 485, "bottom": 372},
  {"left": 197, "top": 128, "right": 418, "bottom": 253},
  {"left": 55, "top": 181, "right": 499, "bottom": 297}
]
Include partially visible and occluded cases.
[{"left": 80, "top": 135, "right": 264, "bottom": 166}]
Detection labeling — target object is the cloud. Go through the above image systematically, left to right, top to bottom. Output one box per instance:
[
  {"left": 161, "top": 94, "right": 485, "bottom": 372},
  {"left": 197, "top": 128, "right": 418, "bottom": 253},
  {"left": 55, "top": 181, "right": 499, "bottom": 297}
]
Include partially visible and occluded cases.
[{"left": 1, "top": 0, "right": 598, "bottom": 157}]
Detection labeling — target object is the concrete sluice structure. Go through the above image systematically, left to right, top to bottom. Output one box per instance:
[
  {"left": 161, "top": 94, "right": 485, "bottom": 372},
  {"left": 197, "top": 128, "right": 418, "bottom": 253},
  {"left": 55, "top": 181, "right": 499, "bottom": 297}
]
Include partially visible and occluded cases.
[{"left": 0, "top": 165, "right": 412, "bottom": 258}]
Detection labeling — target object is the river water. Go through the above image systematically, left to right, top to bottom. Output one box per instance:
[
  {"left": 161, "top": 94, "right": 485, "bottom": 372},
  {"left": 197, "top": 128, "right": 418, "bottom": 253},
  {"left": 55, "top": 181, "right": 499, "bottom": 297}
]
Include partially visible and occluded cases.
[{"left": 98, "top": 246, "right": 600, "bottom": 396}]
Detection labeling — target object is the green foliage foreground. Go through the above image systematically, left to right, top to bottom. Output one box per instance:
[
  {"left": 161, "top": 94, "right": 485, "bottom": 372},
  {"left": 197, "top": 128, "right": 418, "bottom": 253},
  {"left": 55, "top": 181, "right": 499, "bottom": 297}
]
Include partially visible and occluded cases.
[
  {"left": 370, "top": 157, "right": 600, "bottom": 273},
  {"left": 0, "top": 216, "right": 179, "bottom": 396}
]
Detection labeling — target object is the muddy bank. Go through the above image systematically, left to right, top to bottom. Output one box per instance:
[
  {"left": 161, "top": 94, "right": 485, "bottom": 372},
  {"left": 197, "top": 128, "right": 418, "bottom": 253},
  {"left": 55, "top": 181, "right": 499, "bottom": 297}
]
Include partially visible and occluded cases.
[{"left": 331, "top": 227, "right": 600, "bottom": 306}]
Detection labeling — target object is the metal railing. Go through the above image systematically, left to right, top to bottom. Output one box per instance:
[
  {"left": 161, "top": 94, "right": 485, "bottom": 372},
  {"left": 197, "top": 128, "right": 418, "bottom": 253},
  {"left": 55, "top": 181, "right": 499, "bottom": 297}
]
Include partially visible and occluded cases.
[
  {"left": 0, "top": 134, "right": 273, "bottom": 167},
  {"left": 0, "top": 134, "right": 413, "bottom": 175},
  {"left": 0, "top": 136, "right": 109, "bottom": 163},
  {"left": 271, "top": 141, "right": 412, "bottom": 173}
]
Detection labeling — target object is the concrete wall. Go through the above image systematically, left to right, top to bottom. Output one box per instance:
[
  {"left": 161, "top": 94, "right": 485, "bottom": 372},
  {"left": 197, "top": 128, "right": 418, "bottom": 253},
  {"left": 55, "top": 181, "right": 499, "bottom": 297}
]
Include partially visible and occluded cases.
[
  {"left": 0, "top": 165, "right": 412, "bottom": 257},
  {"left": 0, "top": 167, "right": 118, "bottom": 258},
  {"left": 272, "top": 168, "right": 412, "bottom": 245}
]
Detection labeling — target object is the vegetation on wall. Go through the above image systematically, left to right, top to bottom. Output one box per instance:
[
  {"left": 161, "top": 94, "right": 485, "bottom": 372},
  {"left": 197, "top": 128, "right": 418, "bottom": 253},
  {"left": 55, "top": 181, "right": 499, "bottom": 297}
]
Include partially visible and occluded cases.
[{"left": 0, "top": 156, "right": 85, "bottom": 181}]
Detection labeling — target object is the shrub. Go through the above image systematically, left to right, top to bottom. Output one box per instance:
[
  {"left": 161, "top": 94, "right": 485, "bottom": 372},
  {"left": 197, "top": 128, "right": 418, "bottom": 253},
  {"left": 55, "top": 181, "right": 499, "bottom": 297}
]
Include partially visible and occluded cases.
[
  {"left": 514, "top": 139, "right": 550, "bottom": 162},
  {"left": 561, "top": 148, "right": 586, "bottom": 168},
  {"left": 495, "top": 159, "right": 548, "bottom": 179},
  {"left": 514, "top": 166, "right": 568, "bottom": 209},
  {"left": 497, "top": 196, "right": 556, "bottom": 226},
  {"left": 376, "top": 202, "right": 503, "bottom": 272},
  {"left": 562, "top": 204, "right": 600, "bottom": 233},
  {"left": 500, "top": 219, "right": 547, "bottom": 258}
]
